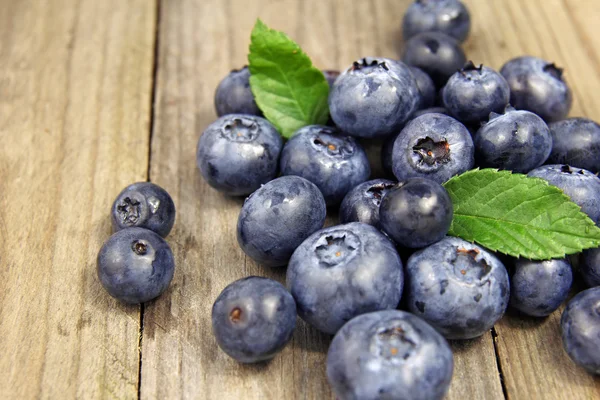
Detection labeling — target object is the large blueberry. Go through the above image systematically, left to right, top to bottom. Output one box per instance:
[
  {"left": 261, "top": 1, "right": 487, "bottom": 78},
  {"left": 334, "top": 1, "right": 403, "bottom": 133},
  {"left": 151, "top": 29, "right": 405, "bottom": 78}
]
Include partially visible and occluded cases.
[
  {"left": 402, "top": 0, "right": 471, "bottom": 43},
  {"left": 402, "top": 31, "right": 467, "bottom": 88},
  {"left": 500, "top": 56, "right": 572, "bottom": 122},
  {"left": 328, "top": 57, "right": 420, "bottom": 138},
  {"left": 442, "top": 62, "right": 510, "bottom": 124},
  {"left": 214, "top": 66, "right": 261, "bottom": 117},
  {"left": 410, "top": 66, "right": 436, "bottom": 109},
  {"left": 381, "top": 107, "right": 451, "bottom": 176},
  {"left": 474, "top": 107, "right": 552, "bottom": 173},
  {"left": 392, "top": 113, "right": 474, "bottom": 184},
  {"left": 196, "top": 115, "right": 283, "bottom": 196},
  {"left": 547, "top": 118, "right": 600, "bottom": 173},
  {"left": 280, "top": 125, "right": 370, "bottom": 205},
  {"left": 528, "top": 164, "right": 600, "bottom": 225},
  {"left": 237, "top": 176, "right": 326, "bottom": 267},
  {"left": 380, "top": 178, "right": 453, "bottom": 248},
  {"left": 339, "top": 179, "right": 396, "bottom": 228},
  {"left": 111, "top": 182, "right": 176, "bottom": 238},
  {"left": 286, "top": 222, "right": 403, "bottom": 335},
  {"left": 97, "top": 227, "right": 175, "bottom": 304},
  {"left": 406, "top": 237, "right": 509, "bottom": 339},
  {"left": 581, "top": 247, "right": 600, "bottom": 287},
  {"left": 509, "top": 258, "right": 572, "bottom": 317},
  {"left": 211, "top": 276, "right": 297, "bottom": 363},
  {"left": 561, "top": 287, "right": 600, "bottom": 374},
  {"left": 327, "top": 310, "right": 453, "bottom": 400}
]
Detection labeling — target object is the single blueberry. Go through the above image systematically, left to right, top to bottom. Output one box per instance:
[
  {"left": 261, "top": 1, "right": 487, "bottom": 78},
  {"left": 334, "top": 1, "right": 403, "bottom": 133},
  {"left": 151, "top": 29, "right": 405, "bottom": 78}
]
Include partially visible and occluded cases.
[
  {"left": 402, "top": 0, "right": 471, "bottom": 43},
  {"left": 402, "top": 31, "right": 467, "bottom": 88},
  {"left": 500, "top": 56, "right": 572, "bottom": 122},
  {"left": 328, "top": 57, "right": 420, "bottom": 138},
  {"left": 442, "top": 61, "right": 510, "bottom": 124},
  {"left": 214, "top": 66, "right": 261, "bottom": 117},
  {"left": 410, "top": 66, "right": 436, "bottom": 109},
  {"left": 323, "top": 69, "right": 340, "bottom": 88},
  {"left": 381, "top": 107, "right": 451, "bottom": 177},
  {"left": 474, "top": 107, "right": 552, "bottom": 173},
  {"left": 392, "top": 113, "right": 474, "bottom": 184},
  {"left": 196, "top": 114, "right": 283, "bottom": 196},
  {"left": 547, "top": 118, "right": 600, "bottom": 173},
  {"left": 280, "top": 125, "right": 371, "bottom": 206},
  {"left": 528, "top": 164, "right": 600, "bottom": 225},
  {"left": 237, "top": 175, "right": 326, "bottom": 267},
  {"left": 380, "top": 178, "right": 453, "bottom": 248},
  {"left": 339, "top": 179, "right": 396, "bottom": 228},
  {"left": 111, "top": 182, "right": 176, "bottom": 238},
  {"left": 286, "top": 222, "right": 404, "bottom": 335},
  {"left": 97, "top": 227, "right": 175, "bottom": 304},
  {"left": 406, "top": 237, "right": 510, "bottom": 339},
  {"left": 581, "top": 247, "right": 600, "bottom": 287},
  {"left": 509, "top": 258, "right": 572, "bottom": 317},
  {"left": 211, "top": 276, "right": 297, "bottom": 363},
  {"left": 561, "top": 287, "right": 600, "bottom": 374},
  {"left": 327, "top": 310, "right": 453, "bottom": 400}
]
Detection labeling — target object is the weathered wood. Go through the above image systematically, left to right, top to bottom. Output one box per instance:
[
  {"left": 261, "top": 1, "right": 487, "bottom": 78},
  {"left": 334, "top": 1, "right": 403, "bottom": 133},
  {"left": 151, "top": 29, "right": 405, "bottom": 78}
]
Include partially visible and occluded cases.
[
  {"left": 0, "top": 0, "right": 157, "bottom": 398},
  {"left": 3, "top": 0, "right": 600, "bottom": 399},
  {"left": 142, "top": 1, "right": 502, "bottom": 399},
  {"left": 468, "top": 1, "right": 600, "bottom": 399}
]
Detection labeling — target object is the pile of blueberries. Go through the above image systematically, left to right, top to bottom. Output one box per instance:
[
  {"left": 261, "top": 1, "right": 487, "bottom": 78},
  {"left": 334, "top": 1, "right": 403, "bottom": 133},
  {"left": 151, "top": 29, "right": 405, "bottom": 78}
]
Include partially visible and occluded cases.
[{"left": 96, "top": 1, "right": 600, "bottom": 399}]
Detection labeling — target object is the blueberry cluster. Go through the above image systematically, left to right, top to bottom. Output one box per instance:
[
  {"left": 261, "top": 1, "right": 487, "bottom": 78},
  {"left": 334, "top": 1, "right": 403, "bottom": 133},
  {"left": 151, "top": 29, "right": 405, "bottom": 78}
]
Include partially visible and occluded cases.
[
  {"left": 92, "top": 0, "right": 600, "bottom": 397},
  {"left": 196, "top": 0, "right": 600, "bottom": 395}
]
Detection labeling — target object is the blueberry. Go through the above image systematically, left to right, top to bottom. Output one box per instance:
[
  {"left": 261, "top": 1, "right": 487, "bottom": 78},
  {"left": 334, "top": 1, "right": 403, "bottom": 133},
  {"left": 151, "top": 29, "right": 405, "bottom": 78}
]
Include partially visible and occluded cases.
[
  {"left": 403, "top": 0, "right": 471, "bottom": 43},
  {"left": 402, "top": 31, "right": 467, "bottom": 88},
  {"left": 500, "top": 56, "right": 572, "bottom": 122},
  {"left": 328, "top": 57, "right": 420, "bottom": 138},
  {"left": 442, "top": 61, "right": 510, "bottom": 124},
  {"left": 214, "top": 66, "right": 261, "bottom": 117},
  {"left": 410, "top": 66, "right": 436, "bottom": 109},
  {"left": 323, "top": 69, "right": 340, "bottom": 88},
  {"left": 474, "top": 107, "right": 552, "bottom": 173},
  {"left": 381, "top": 108, "right": 451, "bottom": 176},
  {"left": 392, "top": 113, "right": 474, "bottom": 184},
  {"left": 196, "top": 114, "right": 283, "bottom": 196},
  {"left": 547, "top": 118, "right": 600, "bottom": 173},
  {"left": 280, "top": 125, "right": 371, "bottom": 205},
  {"left": 528, "top": 164, "right": 600, "bottom": 225},
  {"left": 237, "top": 176, "right": 326, "bottom": 267},
  {"left": 380, "top": 178, "right": 453, "bottom": 248},
  {"left": 339, "top": 179, "right": 396, "bottom": 228},
  {"left": 111, "top": 182, "right": 176, "bottom": 238},
  {"left": 286, "top": 222, "right": 403, "bottom": 335},
  {"left": 97, "top": 227, "right": 175, "bottom": 304},
  {"left": 406, "top": 237, "right": 509, "bottom": 339},
  {"left": 581, "top": 247, "right": 600, "bottom": 287},
  {"left": 509, "top": 258, "right": 572, "bottom": 317},
  {"left": 211, "top": 276, "right": 296, "bottom": 363},
  {"left": 561, "top": 287, "right": 600, "bottom": 374},
  {"left": 327, "top": 310, "right": 453, "bottom": 400}
]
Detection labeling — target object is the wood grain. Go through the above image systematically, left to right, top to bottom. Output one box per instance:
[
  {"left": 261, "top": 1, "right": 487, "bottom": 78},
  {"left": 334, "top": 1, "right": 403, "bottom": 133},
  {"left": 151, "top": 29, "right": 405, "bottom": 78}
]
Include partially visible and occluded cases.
[
  {"left": 0, "top": 0, "right": 157, "bottom": 398},
  {"left": 2, "top": 0, "right": 600, "bottom": 399},
  {"left": 142, "top": 1, "right": 502, "bottom": 399},
  {"left": 466, "top": 1, "right": 600, "bottom": 399}
]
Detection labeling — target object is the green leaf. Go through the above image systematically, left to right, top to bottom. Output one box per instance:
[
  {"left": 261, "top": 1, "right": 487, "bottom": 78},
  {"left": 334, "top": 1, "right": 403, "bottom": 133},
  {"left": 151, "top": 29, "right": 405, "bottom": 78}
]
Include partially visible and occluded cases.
[
  {"left": 248, "top": 19, "right": 330, "bottom": 138},
  {"left": 443, "top": 169, "right": 600, "bottom": 260}
]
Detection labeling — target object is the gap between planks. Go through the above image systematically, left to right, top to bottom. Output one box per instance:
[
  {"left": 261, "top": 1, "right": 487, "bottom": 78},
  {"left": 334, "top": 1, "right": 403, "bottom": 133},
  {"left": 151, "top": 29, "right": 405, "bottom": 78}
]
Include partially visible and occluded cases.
[{"left": 138, "top": 0, "right": 163, "bottom": 398}]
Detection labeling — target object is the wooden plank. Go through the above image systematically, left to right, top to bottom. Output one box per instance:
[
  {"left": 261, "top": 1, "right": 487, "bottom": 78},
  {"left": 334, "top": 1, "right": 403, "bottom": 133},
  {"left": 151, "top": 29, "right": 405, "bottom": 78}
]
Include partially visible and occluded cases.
[
  {"left": 0, "top": 0, "right": 157, "bottom": 398},
  {"left": 143, "top": 0, "right": 503, "bottom": 398},
  {"left": 472, "top": 1, "right": 600, "bottom": 398}
]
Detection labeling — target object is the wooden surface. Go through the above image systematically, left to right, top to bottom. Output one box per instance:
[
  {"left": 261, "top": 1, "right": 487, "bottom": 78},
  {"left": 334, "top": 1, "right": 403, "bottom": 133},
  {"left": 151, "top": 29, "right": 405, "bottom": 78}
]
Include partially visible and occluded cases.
[{"left": 1, "top": 0, "right": 600, "bottom": 399}]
